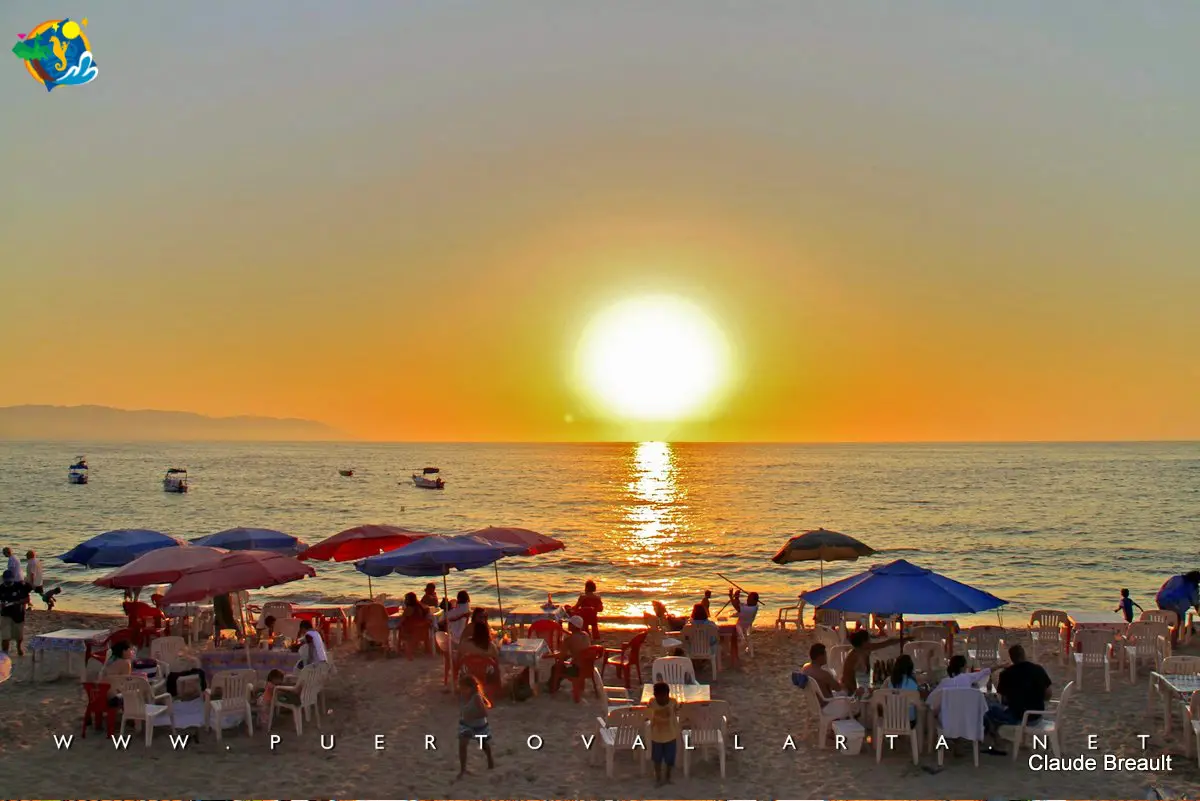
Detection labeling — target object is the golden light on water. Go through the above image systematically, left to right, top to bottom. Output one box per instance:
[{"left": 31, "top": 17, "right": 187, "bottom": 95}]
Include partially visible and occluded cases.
[{"left": 615, "top": 441, "right": 684, "bottom": 603}]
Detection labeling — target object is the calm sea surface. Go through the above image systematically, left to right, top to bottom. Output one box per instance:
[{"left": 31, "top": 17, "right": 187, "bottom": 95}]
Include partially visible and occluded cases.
[{"left": 1, "top": 441, "right": 1197, "bottom": 625}]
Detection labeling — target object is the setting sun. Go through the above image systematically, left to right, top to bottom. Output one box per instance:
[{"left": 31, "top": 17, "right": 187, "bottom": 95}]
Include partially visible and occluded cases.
[{"left": 575, "top": 296, "right": 732, "bottom": 421}]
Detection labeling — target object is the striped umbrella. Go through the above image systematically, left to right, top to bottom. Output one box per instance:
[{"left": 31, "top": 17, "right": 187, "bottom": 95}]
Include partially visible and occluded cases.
[{"left": 771, "top": 527, "right": 875, "bottom": 585}]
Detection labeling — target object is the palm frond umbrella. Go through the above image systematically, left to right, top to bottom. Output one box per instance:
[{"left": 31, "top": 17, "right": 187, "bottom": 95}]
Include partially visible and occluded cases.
[
  {"left": 462, "top": 526, "right": 565, "bottom": 629},
  {"left": 772, "top": 527, "right": 875, "bottom": 585}
]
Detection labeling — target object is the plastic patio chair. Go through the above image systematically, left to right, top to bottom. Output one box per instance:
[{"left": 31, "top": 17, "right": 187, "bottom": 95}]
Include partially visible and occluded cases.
[
  {"left": 604, "top": 629, "right": 648, "bottom": 689},
  {"left": 204, "top": 668, "right": 255, "bottom": 740},
  {"left": 999, "top": 680, "right": 1074, "bottom": 761},
  {"left": 680, "top": 700, "right": 729, "bottom": 778}
]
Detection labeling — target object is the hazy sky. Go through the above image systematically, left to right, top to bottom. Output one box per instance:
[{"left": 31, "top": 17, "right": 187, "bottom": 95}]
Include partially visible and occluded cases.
[{"left": 3, "top": 2, "right": 1198, "bottom": 441}]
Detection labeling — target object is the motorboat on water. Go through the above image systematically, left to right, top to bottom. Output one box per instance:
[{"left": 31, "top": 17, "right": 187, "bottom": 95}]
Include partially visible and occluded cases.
[
  {"left": 68, "top": 456, "right": 88, "bottom": 485},
  {"left": 163, "top": 467, "right": 189, "bottom": 493},
  {"left": 411, "top": 467, "right": 445, "bottom": 489},
  {"left": 339, "top": 468, "right": 354, "bottom": 477}
]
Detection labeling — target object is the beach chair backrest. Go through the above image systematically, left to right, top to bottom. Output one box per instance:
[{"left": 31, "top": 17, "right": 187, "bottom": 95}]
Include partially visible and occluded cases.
[
  {"left": 261, "top": 602, "right": 294, "bottom": 621},
  {"left": 814, "top": 608, "right": 841, "bottom": 629},
  {"left": 1030, "top": 609, "right": 1069, "bottom": 629},
  {"left": 1141, "top": 609, "right": 1179, "bottom": 627},
  {"left": 273, "top": 618, "right": 302, "bottom": 640},
  {"left": 528, "top": 619, "right": 563, "bottom": 649},
  {"left": 1126, "top": 622, "right": 1162, "bottom": 655},
  {"left": 680, "top": 624, "right": 715, "bottom": 658},
  {"left": 814, "top": 625, "right": 841, "bottom": 650},
  {"left": 909, "top": 625, "right": 949, "bottom": 644},
  {"left": 967, "top": 626, "right": 1002, "bottom": 659},
  {"left": 1076, "top": 630, "right": 1113, "bottom": 663},
  {"left": 149, "top": 635, "right": 186, "bottom": 667},
  {"left": 903, "top": 640, "right": 944, "bottom": 674},
  {"left": 827, "top": 644, "right": 853, "bottom": 676},
  {"left": 651, "top": 656, "right": 695, "bottom": 686},
  {"left": 1161, "top": 656, "right": 1200, "bottom": 675},
  {"left": 292, "top": 664, "right": 323, "bottom": 703},
  {"left": 211, "top": 669, "right": 255, "bottom": 702},
  {"left": 117, "top": 675, "right": 154, "bottom": 715},
  {"left": 803, "top": 679, "right": 825, "bottom": 715},
  {"left": 934, "top": 687, "right": 987, "bottom": 741},
  {"left": 874, "top": 688, "right": 918, "bottom": 732},
  {"left": 679, "top": 699, "right": 729, "bottom": 737},
  {"left": 607, "top": 705, "right": 649, "bottom": 747}
]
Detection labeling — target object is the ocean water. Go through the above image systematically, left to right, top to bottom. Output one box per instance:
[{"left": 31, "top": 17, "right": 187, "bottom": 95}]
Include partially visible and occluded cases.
[{"left": 1, "top": 441, "right": 1197, "bottom": 626}]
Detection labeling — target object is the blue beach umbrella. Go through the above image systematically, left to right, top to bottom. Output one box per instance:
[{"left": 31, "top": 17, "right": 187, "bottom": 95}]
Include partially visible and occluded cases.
[
  {"left": 191, "top": 528, "right": 306, "bottom": 554},
  {"left": 58, "top": 529, "right": 187, "bottom": 568},
  {"left": 800, "top": 558, "right": 1008, "bottom": 616}
]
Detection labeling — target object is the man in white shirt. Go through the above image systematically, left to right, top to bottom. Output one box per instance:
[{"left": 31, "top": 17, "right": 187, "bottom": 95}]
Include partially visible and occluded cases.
[
  {"left": 3, "top": 548, "right": 21, "bottom": 583},
  {"left": 447, "top": 590, "right": 472, "bottom": 643},
  {"left": 297, "top": 620, "right": 327, "bottom": 667}
]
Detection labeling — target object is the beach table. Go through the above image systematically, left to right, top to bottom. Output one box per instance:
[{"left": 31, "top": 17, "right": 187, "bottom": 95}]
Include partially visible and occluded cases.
[
  {"left": 161, "top": 603, "right": 201, "bottom": 639},
  {"left": 291, "top": 603, "right": 351, "bottom": 642},
  {"left": 504, "top": 606, "right": 568, "bottom": 636},
  {"left": 1066, "top": 611, "right": 1127, "bottom": 652},
  {"left": 29, "top": 628, "right": 108, "bottom": 682},
  {"left": 499, "top": 638, "right": 550, "bottom": 695},
  {"left": 199, "top": 647, "right": 301, "bottom": 681},
  {"left": 1151, "top": 673, "right": 1200, "bottom": 736},
  {"left": 640, "top": 683, "right": 711, "bottom": 704}
]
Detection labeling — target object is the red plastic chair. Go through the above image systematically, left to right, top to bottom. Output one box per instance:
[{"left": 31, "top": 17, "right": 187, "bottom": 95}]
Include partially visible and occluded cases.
[
  {"left": 123, "top": 602, "right": 165, "bottom": 647},
  {"left": 399, "top": 616, "right": 433, "bottom": 660},
  {"left": 528, "top": 619, "right": 564, "bottom": 650},
  {"left": 86, "top": 627, "right": 134, "bottom": 667},
  {"left": 604, "top": 629, "right": 648, "bottom": 689},
  {"left": 567, "top": 645, "right": 607, "bottom": 703},
  {"left": 458, "top": 654, "right": 502, "bottom": 693},
  {"left": 81, "top": 682, "right": 117, "bottom": 737}
]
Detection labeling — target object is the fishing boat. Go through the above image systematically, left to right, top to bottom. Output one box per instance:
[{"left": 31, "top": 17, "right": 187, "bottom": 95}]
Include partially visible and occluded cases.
[
  {"left": 68, "top": 456, "right": 88, "bottom": 485},
  {"left": 411, "top": 467, "right": 445, "bottom": 490},
  {"left": 163, "top": 468, "right": 189, "bottom": 493},
  {"left": 339, "top": 468, "right": 354, "bottom": 477}
]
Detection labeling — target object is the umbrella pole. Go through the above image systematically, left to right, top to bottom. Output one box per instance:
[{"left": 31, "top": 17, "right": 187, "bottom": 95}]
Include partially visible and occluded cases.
[
  {"left": 820, "top": 560, "right": 824, "bottom": 587},
  {"left": 493, "top": 562, "right": 505, "bottom": 638},
  {"left": 443, "top": 567, "right": 454, "bottom": 687},
  {"left": 368, "top": 573, "right": 374, "bottom": 600}
]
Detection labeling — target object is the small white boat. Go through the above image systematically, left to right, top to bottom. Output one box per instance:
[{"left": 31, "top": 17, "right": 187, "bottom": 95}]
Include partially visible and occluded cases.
[
  {"left": 68, "top": 456, "right": 88, "bottom": 485},
  {"left": 163, "top": 467, "right": 189, "bottom": 493},
  {"left": 411, "top": 467, "right": 445, "bottom": 490}
]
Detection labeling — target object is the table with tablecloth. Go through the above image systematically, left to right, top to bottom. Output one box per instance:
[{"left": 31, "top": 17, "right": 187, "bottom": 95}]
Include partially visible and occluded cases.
[
  {"left": 291, "top": 603, "right": 351, "bottom": 642},
  {"left": 504, "top": 606, "right": 568, "bottom": 636},
  {"left": 1065, "top": 611, "right": 1128, "bottom": 655},
  {"left": 29, "top": 628, "right": 109, "bottom": 682},
  {"left": 499, "top": 638, "right": 550, "bottom": 694},
  {"left": 199, "top": 647, "right": 301, "bottom": 681},
  {"left": 1151, "top": 672, "right": 1200, "bottom": 736},
  {"left": 639, "top": 683, "right": 711, "bottom": 704}
]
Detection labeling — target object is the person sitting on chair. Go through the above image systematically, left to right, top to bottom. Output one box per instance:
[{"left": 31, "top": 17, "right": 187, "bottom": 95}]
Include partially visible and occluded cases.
[{"left": 548, "top": 615, "right": 592, "bottom": 692}]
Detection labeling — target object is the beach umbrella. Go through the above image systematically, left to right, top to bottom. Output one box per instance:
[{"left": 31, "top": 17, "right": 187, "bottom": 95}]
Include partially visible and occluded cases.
[
  {"left": 299, "top": 524, "right": 429, "bottom": 597},
  {"left": 463, "top": 526, "right": 565, "bottom": 628},
  {"left": 191, "top": 528, "right": 306, "bottom": 554},
  {"left": 772, "top": 528, "right": 875, "bottom": 585},
  {"left": 58, "top": 529, "right": 187, "bottom": 569},
  {"left": 357, "top": 535, "right": 527, "bottom": 680},
  {"left": 93, "top": 546, "right": 228, "bottom": 589},
  {"left": 161, "top": 550, "right": 316, "bottom": 604},
  {"left": 800, "top": 558, "right": 1008, "bottom": 618}
]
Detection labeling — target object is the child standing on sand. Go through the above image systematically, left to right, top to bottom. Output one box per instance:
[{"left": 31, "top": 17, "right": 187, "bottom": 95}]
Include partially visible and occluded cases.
[
  {"left": 1115, "top": 588, "right": 1143, "bottom": 624},
  {"left": 457, "top": 674, "right": 495, "bottom": 778},
  {"left": 646, "top": 681, "right": 680, "bottom": 786}
]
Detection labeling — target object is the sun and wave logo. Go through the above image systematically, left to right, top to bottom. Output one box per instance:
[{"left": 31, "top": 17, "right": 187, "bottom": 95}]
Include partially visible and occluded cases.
[{"left": 11, "top": 17, "right": 97, "bottom": 92}]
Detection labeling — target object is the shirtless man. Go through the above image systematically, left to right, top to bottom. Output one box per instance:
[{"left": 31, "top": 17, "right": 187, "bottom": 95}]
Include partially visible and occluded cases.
[
  {"left": 841, "top": 629, "right": 902, "bottom": 695},
  {"left": 801, "top": 643, "right": 857, "bottom": 719}
]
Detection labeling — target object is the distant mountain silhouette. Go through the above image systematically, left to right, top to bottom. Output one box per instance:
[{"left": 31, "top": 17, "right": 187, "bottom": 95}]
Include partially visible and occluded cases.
[{"left": 0, "top": 405, "right": 343, "bottom": 441}]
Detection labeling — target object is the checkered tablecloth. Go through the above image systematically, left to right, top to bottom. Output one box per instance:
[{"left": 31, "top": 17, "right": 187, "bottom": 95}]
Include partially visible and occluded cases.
[
  {"left": 29, "top": 628, "right": 108, "bottom": 653},
  {"left": 499, "top": 638, "right": 549, "bottom": 667},
  {"left": 198, "top": 648, "right": 301, "bottom": 679}
]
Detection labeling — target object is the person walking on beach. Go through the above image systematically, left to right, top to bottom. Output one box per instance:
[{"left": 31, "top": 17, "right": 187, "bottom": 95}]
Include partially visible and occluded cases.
[
  {"left": 3, "top": 548, "right": 22, "bottom": 583},
  {"left": 24, "top": 550, "right": 59, "bottom": 611},
  {"left": 0, "top": 569, "right": 34, "bottom": 655},
  {"left": 1156, "top": 571, "right": 1200, "bottom": 645},
  {"left": 1115, "top": 588, "right": 1143, "bottom": 624},
  {"left": 456, "top": 674, "right": 495, "bottom": 778},
  {"left": 646, "top": 681, "right": 680, "bottom": 786}
]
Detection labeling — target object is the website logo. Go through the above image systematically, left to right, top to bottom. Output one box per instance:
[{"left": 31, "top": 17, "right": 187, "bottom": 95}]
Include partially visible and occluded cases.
[{"left": 11, "top": 17, "right": 97, "bottom": 92}]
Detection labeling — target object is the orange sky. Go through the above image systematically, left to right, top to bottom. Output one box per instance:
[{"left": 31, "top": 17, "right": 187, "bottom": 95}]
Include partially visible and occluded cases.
[{"left": 2, "top": 4, "right": 1198, "bottom": 442}]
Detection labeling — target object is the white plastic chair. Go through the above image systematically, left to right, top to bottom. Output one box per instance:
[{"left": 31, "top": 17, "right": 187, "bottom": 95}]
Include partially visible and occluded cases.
[
  {"left": 775, "top": 595, "right": 806, "bottom": 631},
  {"left": 260, "top": 601, "right": 294, "bottom": 622},
  {"left": 813, "top": 608, "right": 842, "bottom": 630},
  {"left": 1029, "top": 610, "right": 1069, "bottom": 665},
  {"left": 272, "top": 618, "right": 302, "bottom": 641},
  {"left": 1123, "top": 621, "right": 1168, "bottom": 682},
  {"left": 680, "top": 623, "right": 720, "bottom": 679},
  {"left": 814, "top": 625, "right": 842, "bottom": 651},
  {"left": 966, "top": 626, "right": 1005, "bottom": 670},
  {"left": 1073, "top": 630, "right": 1115, "bottom": 691},
  {"left": 149, "top": 636, "right": 187, "bottom": 668},
  {"left": 903, "top": 640, "right": 945, "bottom": 681},
  {"left": 827, "top": 644, "right": 853, "bottom": 678},
  {"left": 650, "top": 656, "right": 696, "bottom": 686},
  {"left": 1157, "top": 657, "right": 1200, "bottom": 731},
  {"left": 268, "top": 664, "right": 322, "bottom": 734},
  {"left": 592, "top": 667, "right": 633, "bottom": 717},
  {"left": 204, "top": 668, "right": 255, "bottom": 740},
  {"left": 117, "top": 675, "right": 175, "bottom": 746},
  {"left": 803, "top": 679, "right": 849, "bottom": 748},
  {"left": 999, "top": 680, "right": 1074, "bottom": 761},
  {"left": 929, "top": 687, "right": 988, "bottom": 767},
  {"left": 872, "top": 689, "right": 920, "bottom": 765},
  {"left": 1181, "top": 693, "right": 1200, "bottom": 766},
  {"left": 680, "top": 700, "right": 729, "bottom": 778},
  {"left": 595, "top": 706, "right": 649, "bottom": 777}
]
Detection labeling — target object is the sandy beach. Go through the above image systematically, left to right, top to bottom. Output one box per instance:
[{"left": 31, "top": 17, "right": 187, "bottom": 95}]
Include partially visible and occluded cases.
[{"left": 2, "top": 608, "right": 1197, "bottom": 799}]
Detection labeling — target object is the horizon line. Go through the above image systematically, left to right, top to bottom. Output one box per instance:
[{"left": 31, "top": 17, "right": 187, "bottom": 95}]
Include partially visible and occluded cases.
[{"left": 1, "top": 437, "right": 1197, "bottom": 446}]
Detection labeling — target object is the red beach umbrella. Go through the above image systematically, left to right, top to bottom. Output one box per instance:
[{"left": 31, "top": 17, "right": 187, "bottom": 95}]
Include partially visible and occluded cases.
[
  {"left": 298, "top": 524, "right": 428, "bottom": 562},
  {"left": 464, "top": 526, "right": 565, "bottom": 556},
  {"left": 93, "top": 546, "right": 229, "bottom": 589},
  {"left": 162, "top": 550, "right": 316, "bottom": 604}
]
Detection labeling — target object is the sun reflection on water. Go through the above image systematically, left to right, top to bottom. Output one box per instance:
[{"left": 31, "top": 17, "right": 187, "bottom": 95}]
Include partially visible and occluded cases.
[{"left": 612, "top": 442, "right": 687, "bottom": 607}]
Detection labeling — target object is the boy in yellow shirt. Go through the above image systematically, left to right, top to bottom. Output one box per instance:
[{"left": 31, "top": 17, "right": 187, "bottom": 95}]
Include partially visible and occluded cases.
[{"left": 645, "top": 681, "right": 680, "bottom": 786}]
